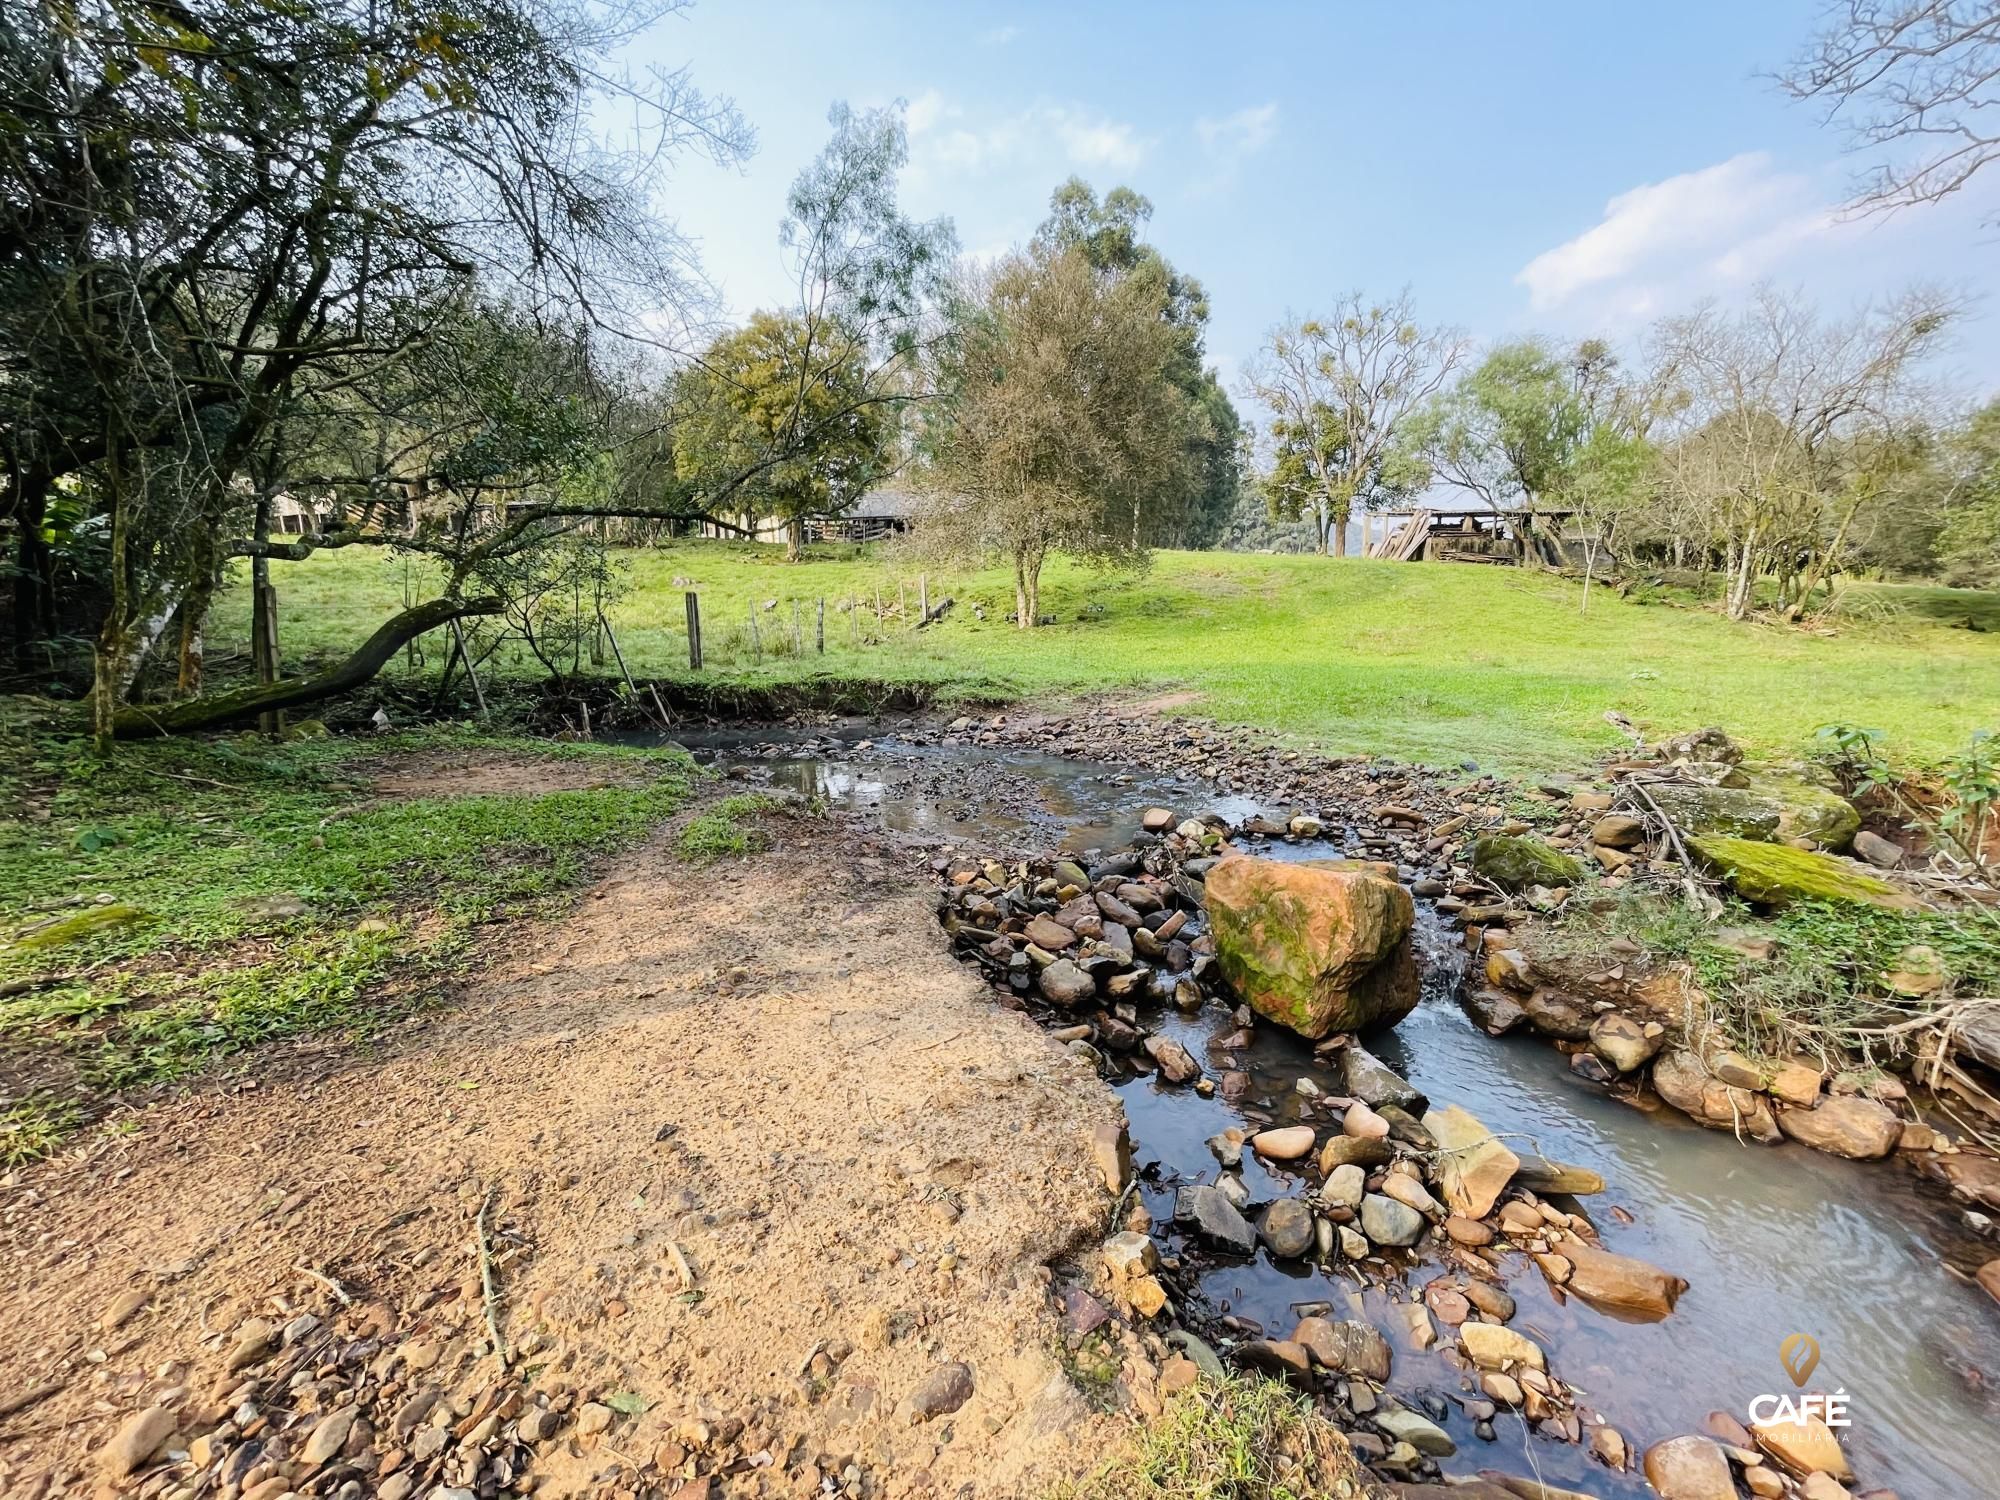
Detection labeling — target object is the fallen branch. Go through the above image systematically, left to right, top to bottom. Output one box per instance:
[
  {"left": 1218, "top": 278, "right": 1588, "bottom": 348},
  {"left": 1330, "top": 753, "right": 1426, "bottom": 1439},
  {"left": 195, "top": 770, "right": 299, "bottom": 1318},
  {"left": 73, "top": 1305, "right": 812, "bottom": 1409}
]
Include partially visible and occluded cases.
[
  {"left": 113, "top": 595, "right": 503, "bottom": 739},
  {"left": 476, "top": 1189, "right": 509, "bottom": 1369},
  {"left": 294, "top": 1263, "right": 353, "bottom": 1307}
]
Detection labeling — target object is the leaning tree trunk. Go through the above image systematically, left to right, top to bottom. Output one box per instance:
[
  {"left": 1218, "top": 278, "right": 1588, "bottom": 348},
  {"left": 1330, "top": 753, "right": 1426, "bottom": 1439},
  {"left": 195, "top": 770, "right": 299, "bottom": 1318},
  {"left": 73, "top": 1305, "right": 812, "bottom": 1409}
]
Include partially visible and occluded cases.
[{"left": 111, "top": 595, "right": 502, "bottom": 739}]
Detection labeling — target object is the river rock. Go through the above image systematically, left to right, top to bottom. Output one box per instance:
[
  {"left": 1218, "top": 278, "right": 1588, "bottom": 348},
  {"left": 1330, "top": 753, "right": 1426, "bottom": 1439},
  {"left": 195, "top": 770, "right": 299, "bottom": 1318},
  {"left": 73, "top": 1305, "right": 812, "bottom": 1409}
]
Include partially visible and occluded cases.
[
  {"left": 1648, "top": 776, "right": 1860, "bottom": 852},
  {"left": 1141, "top": 807, "right": 1175, "bottom": 832},
  {"left": 1592, "top": 813, "right": 1647, "bottom": 848},
  {"left": 1852, "top": 829, "right": 1903, "bottom": 868},
  {"left": 1470, "top": 833, "right": 1584, "bottom": 891},
  {"left": 1689, "top": 835, "right": 1914, "bottom": 910},
  {"left": 1203, "top": 856, "right": 1419, "bottom": 1038},
  {"left": 1025, "top": 915, "right": 1076, "bottom": 950},
  {"left": 1038, "top": 960, "right": 1096, "bottom": 1006},
  {"left": 1460, "top": 985, "right": 1528, "bottom": 1034},
  {"left": 1519, "top": 987, "right": 1594, "bottom": 1040},
  {"left": 1589, "top": 1012, "right": 1662, "bottom": 1072},
  {"left": 1143, "top": 1034, "right": 1200, "bottom": 1084},
  {"left": 1339, "top": 1044, "right": 1428, "bottom": 1112},
  {"left": 1652, "top": 1048, "right": 1782, "bottom": 1141},
  {"left": 1776, "top": 1096, "right": 1902, "bottom": 1160},
  {"left": 1343, "top": 1100, "right": 1391, "bottom": 1139},
  {"left": 1424, "top": 1104, "right": 1520, "bottom": 1219},
  {"left": 1090, "top": 1119, "right": 1132, "bottom": 1194},
  {"left": 1250, "top": 1125, "right": 1317, "bottom": 1161},
  {"left": 1317, "top": 1134, "right": 1394, "bottom": 1174},
  {"left": 1512, "top": 1153, "right": 1606, "bottom": 1195},
  {"left": 1321, "top": 1162, "right": 1366, "bottom": 1209},
  {"left": 1381, "top": 1171, "right": 1440, "bottom": 1216},
  {"left": 1176, "top": 1185, "right": 1257, "bottom": 1255},
  {"left": 1359, "top": 1193, "right": 1426, "bottom": 1247},
  {"left": 1258, "top": 1198, "right": 1316, "bottom": 1258},
  {"left": 1561, "top": 1238, "right": 1686, "bottom": 1318},
  {"left": 1978, "top": 1259, "right": 2000, "bottom": 1306},
  {"left": 1461, "top": 1281, "right": 1515, "bottom": 1321},
  {"left": 1291, "top": 1316, "right": 1392, "bottom": 1381},
  {"left": 1459, "top": 1322, "right": 1545, "bottom": 1371},
  {"left": 1238, "top": 1338, "right": 1312, "bottom": 1383},
  {"left": 904, "top": 1362, "right": 974, "bottom": 1423},
  {"left": 1376, "top": 1405, "right": 1456, "bottom": 1457},
  {"left": 101, "top": 1406, "right": 176, "bottom": 1476},
  {"left": 1751, "top": 1413, "right": 1851, "bottom": 1480},
  {"left": 1643, "top": 1435, "right": 1738, "bottom": 1500}
]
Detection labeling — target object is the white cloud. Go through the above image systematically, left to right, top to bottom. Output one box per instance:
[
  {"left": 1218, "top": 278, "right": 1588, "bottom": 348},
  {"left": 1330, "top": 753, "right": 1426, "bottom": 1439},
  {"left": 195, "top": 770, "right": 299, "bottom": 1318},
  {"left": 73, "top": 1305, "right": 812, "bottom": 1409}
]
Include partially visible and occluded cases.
[
  {"left": 978, "top": 25, "right": 1019, "bottom": 46},
  {"left": 901, "top": 95, "right": 1151, "bottom": 181},
  {"left": 1196, "top": 103, "right": 1278, "bottom": 159},
  {"left": 1517, "top": 152, "right": 1827, "bottom": 315}
]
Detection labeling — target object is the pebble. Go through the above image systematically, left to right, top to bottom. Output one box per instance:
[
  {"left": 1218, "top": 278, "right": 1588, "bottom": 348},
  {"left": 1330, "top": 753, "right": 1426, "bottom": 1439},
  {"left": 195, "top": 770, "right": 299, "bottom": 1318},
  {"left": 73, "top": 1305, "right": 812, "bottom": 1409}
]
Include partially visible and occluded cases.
[
  {"left": 576, "top": 1401, "right": 613, "bottom": 1436},
  {"left": 101, "top": 1405, "right": 176, "bottom": 1476}
]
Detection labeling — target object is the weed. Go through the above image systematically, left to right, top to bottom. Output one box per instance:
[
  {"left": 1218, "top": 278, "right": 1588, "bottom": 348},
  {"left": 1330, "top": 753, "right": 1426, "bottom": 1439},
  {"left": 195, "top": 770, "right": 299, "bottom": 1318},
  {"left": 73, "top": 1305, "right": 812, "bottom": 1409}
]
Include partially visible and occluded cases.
[
  {"left": 676, "top": 794, "right": 777, "bottom": 864},
  {"left": 1, "top": 1097, "right": 76, "bottom": 1167},
  {"left": 1049, "top": 1374, "right": 1367, "bottom": 1500}
]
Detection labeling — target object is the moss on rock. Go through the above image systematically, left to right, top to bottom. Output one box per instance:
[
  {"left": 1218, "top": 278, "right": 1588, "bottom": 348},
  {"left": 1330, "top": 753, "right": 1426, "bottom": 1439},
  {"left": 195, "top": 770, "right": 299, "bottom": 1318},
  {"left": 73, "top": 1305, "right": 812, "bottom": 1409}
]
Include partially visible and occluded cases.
[
  {"left": 1646, "top": 778, "right": 1859, "bottom": 851},
  {"left": 1470, "top": 834, "right": 1584, "bottom": 892},
  {"left": 1688, "top": 835, "right": 1914, "bottom": 910},
  {"left": 11, "top": 904, "right": 153, "bottom": 951}
]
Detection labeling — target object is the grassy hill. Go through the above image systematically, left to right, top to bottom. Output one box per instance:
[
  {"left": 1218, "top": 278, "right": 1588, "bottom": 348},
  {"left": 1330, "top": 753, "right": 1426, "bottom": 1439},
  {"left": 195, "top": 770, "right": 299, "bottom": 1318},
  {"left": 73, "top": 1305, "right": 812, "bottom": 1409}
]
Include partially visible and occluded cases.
[{"left": 219, "top": 542, "right": 2000, "bottom": 773}]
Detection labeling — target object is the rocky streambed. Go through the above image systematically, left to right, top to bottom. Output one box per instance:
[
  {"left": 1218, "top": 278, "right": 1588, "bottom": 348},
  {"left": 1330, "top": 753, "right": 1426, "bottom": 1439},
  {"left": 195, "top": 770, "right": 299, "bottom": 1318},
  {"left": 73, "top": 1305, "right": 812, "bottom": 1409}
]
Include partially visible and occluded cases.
[{"left": 676, "top": 714, "right": 2000, "bottom": 1500}]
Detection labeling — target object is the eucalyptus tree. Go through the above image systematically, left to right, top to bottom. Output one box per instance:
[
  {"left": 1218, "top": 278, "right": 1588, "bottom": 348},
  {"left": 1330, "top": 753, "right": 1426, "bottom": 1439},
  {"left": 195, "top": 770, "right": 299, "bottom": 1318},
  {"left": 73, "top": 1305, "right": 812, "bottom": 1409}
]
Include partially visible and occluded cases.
[{"left": 919, "top": 246, "right": 1192, "bottom": 627}]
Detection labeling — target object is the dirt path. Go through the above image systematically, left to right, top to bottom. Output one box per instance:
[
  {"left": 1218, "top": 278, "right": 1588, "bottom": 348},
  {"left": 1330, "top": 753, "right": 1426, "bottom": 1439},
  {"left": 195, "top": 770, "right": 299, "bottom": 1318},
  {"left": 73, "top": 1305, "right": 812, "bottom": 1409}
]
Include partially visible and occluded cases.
[{"left": 0, "top": 806, "right": 1124, "bottom": 1499}]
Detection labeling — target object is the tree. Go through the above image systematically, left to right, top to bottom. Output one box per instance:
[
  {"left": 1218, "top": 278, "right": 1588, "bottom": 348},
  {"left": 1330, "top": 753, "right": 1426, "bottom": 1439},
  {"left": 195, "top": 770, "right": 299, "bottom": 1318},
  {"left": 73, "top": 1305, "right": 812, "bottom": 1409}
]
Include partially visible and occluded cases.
[
  {"left": 0, "top": 0, "right": 751, "bottom": 746},
  {"left": 1781, "top": 2, "right": 2000, "bottom": 225},
  {"left": 1032, "top": 179, "right": 1241, "bottom": 548},
  {"left": 919, "top": 246, "right": 1192, "bottom": 626},
  {"left": 1650, "top": 286, "right": 1957, "bottom": 619},
  {"left": 1241, "top": 292, "right": 1467, "bottom": 555},
  {"left": 673, "top": 313, "right": 891, "bottom": 559},
  {"left": 1411, "top": 337, "right": 1672, "bottom": 587},
  {"left": 1934, "top": 399, "right": 2000, "bottom": 584}
]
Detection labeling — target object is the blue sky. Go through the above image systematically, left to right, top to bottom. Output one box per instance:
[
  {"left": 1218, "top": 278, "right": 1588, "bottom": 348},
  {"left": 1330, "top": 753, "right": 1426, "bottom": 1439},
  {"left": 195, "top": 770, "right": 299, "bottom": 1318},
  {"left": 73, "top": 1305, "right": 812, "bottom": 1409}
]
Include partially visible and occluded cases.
[{"left": 632, "top": 1, "right": 2000, "bottom": 394}]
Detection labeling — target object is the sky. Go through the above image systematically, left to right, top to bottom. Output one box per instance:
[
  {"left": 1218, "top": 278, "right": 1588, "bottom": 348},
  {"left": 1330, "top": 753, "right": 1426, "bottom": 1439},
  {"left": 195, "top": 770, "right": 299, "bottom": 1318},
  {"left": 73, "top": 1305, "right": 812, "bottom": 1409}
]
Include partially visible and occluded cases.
[{"left": 625, "top": 1, "right": 2000, "bottom": 396}]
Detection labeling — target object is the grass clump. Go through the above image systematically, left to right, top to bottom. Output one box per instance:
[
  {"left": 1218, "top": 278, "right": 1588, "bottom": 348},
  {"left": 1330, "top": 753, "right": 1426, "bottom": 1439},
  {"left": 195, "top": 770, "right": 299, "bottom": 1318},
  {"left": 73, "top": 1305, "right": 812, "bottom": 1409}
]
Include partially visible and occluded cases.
[
  {"left": 0, "top": 716, "right": 701, "bottom": 1157},
  {"left": 676, "top": 794, "right": 778, "bottom": 864},
  {"left": 1553, "top": 883, "right": 2000, "bottom": 1064},
  {"left": 1051, "top": 1375, "right": 1369, "bottom": 1500}
]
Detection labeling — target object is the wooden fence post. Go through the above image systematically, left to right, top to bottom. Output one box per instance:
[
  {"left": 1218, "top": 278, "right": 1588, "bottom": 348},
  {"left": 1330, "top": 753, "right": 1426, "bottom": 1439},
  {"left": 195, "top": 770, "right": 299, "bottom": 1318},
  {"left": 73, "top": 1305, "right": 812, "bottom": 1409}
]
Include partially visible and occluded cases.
[
  {"left": 918, "top": 573, "right": 929, "bottom": 627},
  {"left": 684, "top": 591, "right": 702, "bottom": 670},
  {"left": 816, "top": 597, "right": 825, "bottom": 654},
  {"left": 790, "top": 598, "right": 802, "bottom": 653},
  {"left": 749, "top": 604, "right": 762, "bottom": 662}
]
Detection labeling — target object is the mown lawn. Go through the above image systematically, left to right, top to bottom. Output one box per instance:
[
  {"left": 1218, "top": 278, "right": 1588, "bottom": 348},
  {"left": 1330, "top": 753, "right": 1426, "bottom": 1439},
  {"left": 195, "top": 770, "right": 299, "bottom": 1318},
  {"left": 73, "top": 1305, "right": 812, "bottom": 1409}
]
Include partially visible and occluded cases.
[{"left": 218, "top": 542, "right": 2000, "bottom": 773}]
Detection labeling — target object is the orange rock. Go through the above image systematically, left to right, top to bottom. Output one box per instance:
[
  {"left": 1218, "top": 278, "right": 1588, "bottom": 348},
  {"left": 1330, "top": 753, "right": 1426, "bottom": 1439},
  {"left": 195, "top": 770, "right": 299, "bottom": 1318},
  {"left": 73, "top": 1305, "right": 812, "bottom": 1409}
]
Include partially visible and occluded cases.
[{"left": 1204, "top": 856, "right": 1417, "bottom": 1038}]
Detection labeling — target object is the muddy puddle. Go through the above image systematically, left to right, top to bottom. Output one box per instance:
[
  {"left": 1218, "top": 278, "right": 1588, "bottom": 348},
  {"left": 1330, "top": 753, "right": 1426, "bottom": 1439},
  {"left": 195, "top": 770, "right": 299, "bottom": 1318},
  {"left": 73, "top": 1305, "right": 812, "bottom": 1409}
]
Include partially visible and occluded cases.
[{"left": 666, "top": 724, "right": 2000, "bottom": 1499}]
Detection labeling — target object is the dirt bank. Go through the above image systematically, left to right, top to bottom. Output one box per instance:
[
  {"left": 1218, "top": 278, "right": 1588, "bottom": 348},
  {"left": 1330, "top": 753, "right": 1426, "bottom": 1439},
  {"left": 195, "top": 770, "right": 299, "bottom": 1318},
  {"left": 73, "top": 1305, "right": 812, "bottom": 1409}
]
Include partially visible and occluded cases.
[{"left": 0, "top": 799, "right": 1126, "bottom": 1499}]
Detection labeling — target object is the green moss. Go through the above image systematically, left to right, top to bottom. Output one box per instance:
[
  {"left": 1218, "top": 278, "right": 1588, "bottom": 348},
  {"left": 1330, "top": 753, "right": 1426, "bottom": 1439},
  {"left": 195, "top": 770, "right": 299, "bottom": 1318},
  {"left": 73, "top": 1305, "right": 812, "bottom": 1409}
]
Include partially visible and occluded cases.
[
  {"left": 1647, "top": 778, "right": 1859, "bottom": 850},
  {"left": 1471, "top": 834, "right": 1585, "bottom": 891},
  {"left": 1688, "top": 835, "right": 1913, "bottom": 909},
  {"left": 11, "top": 904, "right": 152, "bottom": 951}
]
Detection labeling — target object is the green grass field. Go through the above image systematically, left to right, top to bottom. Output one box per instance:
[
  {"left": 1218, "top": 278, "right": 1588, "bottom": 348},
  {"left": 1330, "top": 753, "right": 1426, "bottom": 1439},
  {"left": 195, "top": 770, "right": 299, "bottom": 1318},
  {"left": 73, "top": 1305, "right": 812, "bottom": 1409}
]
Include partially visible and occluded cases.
[{"left": 219, "top": 542, "right": 2000, "bottom": 773}]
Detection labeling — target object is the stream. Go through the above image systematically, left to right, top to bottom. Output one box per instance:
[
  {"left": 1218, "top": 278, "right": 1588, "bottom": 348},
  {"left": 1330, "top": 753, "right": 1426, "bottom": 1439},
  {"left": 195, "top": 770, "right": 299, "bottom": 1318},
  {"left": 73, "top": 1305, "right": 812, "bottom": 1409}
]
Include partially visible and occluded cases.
[{"left": 666, "top": 723, "right": 2000, "bottom": 1499}]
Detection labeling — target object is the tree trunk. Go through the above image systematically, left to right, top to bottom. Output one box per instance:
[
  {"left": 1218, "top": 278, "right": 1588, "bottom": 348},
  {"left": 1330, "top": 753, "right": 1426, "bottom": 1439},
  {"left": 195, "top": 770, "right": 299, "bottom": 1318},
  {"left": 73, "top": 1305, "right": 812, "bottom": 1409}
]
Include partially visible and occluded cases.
[
  {"left": 9, "top": 465, "right": 56, "bottom": 667},
  {"left": 1331, "top": 505, "right": 1348, "bottom": 557},
  {"left": 786, "top": 518, "right": 804, "bottom": 562},
  {"left": 1013, "top": 553, "right": 1029, "bottom": 629},
  {"left": 112, "top": 595, "right": 502, "bottom": 739}
]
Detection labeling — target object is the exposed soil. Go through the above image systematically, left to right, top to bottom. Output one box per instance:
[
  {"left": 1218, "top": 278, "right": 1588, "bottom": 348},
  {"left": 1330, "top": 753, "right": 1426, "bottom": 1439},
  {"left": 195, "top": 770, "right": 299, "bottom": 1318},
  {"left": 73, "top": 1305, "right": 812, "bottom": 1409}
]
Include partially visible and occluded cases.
[{"left": 0, "top": 782, "right": 1127, "bottom": 1499}]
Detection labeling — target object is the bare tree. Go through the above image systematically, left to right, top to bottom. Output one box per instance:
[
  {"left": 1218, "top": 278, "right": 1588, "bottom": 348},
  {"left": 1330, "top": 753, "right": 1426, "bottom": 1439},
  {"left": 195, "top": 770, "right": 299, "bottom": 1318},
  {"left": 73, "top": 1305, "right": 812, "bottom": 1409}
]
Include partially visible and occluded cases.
[
  {"left": 1781, "top": 2, "right": 2000, "bottom": 223},
  {"left": 1651, "top": 286, "right": 1957, "bottom": 619},
  {"left": 1241, "top": 291, "right": 1467, "bottom": 556}
]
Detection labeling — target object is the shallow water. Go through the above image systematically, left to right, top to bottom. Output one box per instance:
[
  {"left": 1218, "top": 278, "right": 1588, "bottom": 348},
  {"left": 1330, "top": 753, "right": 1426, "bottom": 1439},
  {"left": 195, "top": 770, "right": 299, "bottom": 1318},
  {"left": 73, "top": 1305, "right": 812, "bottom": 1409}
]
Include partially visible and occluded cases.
[{"left": 672, "top": 726, "right": 2000, "bottom": 1498}]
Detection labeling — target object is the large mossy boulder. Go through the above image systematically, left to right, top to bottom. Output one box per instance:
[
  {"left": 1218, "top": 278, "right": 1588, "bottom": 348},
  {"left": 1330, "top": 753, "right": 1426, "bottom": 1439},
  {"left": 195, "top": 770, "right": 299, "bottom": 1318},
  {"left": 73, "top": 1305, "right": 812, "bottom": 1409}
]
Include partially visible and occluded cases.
[
  {"left": 1646, "top": 777, "right": 1859, "bottom": 852},
  {"left": 1470, "top": 834, "right": 1584, "bottom": 892},
  {"left": 1688, "top": 835, "right": 1915, "bottom": 910},
  {"left": 1204, "top": 856, "right": 1417, "bottom": 1039}
]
